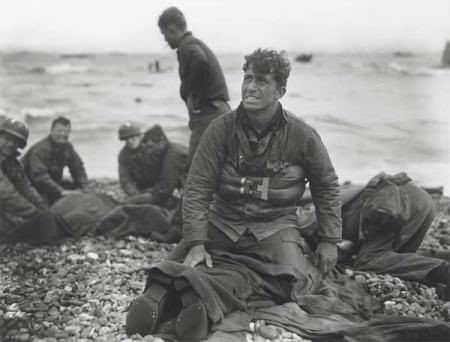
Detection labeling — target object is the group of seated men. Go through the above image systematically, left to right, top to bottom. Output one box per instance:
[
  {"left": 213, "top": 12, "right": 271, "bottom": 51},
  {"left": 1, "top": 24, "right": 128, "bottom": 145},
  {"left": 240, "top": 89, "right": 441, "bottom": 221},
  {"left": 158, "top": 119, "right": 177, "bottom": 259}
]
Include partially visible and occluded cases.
[
  {"left": 1, "top": 49, "right": 450, "bottom": 341},
  {"left": 0, "top": 114, "right": 186, "bottom": 243}
]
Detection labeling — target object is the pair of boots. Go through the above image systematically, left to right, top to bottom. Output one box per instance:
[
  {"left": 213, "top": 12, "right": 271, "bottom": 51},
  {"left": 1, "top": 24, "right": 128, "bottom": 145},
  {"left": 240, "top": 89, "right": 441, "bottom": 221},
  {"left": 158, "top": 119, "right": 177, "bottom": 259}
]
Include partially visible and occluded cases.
[{"left": 125, "top": 281, "right": 209, "bottom": 341}]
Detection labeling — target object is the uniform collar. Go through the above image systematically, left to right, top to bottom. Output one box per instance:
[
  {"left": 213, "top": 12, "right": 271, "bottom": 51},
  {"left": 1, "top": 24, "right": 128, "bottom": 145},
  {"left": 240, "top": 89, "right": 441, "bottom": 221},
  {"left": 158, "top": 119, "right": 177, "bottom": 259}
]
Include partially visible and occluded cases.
[
  {"left": 177, "top": 31, "right": 193, "bottom": 49},
  {"left": 237, "top": 102, "right": 286, "bottom": 139},
  {"left": 48, "top": 135, "right": 69, "bottom": 149}
]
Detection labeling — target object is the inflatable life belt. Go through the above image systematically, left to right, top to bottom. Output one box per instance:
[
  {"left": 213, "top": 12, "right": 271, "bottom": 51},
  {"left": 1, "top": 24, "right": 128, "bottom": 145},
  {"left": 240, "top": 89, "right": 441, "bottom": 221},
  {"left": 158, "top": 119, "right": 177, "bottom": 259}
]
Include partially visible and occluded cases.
[{"left": 218, "top": 164, "right": 306, "bottom": 205}]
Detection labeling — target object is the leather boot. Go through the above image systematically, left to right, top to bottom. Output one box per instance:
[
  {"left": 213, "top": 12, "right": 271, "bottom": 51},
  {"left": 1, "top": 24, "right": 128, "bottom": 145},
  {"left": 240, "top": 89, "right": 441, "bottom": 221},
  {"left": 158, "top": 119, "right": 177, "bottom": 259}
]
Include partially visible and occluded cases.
[
  {"left": 125, "top": 282, "right": 169, "bottom": 336},
  {"left": 175, "top": 289, "right": 209, "bottom": 342}
]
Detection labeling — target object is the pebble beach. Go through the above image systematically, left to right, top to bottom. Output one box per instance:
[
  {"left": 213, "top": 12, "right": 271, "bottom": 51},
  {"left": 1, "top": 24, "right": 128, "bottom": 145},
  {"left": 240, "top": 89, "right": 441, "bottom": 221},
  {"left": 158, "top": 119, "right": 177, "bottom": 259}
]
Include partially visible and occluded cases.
[{"left": 1, "top": 180, "right": 449, "bottom": 342}]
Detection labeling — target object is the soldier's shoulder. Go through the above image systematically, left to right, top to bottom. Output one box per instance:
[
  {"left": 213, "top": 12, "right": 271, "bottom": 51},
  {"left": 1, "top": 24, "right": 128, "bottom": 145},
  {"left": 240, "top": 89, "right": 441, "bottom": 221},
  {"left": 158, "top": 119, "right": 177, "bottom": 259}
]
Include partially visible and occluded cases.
[
  {"left": 181, "top": 37, "right": 209, "bottom": 58},
  {"left": 214, "top": 109, "right": 236, "bottom": 124},
  {"left": 284, "top": 110, "right": 318, "bottom": 137},
  {"left": 29, "top": 136, "right": 51, "bottom": 151},
  {"left": 23, "top": 137, "right": 51, "bottom": 159},
  {"left": 118, "top": 146, "right": 128, "bottom": 158}
]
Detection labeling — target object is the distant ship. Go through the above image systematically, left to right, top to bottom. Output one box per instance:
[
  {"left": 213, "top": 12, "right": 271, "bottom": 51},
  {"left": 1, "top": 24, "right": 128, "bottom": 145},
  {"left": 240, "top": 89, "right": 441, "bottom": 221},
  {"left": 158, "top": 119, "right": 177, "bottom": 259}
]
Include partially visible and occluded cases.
[
  {"left": 442, "top": 41, "right": 450, "bottom": 67},
  {"left": 393, "top": 51, "right": 414, "bottom": 58},
  {"left": 60, "top": 53, "right": 94, "bottom": 59},
  {"left": 295, "top": 53, "right": 313, "bottom": 63}
]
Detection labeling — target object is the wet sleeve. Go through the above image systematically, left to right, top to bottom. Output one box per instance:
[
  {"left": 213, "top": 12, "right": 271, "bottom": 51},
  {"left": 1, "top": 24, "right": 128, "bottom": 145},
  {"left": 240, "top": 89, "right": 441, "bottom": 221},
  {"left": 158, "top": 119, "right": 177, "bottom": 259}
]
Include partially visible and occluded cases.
[
  {"left": 183, "top": 45, "right": 209, "bottom": 102},
  {"left": 182, "top": 119, "right": 227, "bottom": 245},
  {"left": 303, "top": 130, "right": 342, "bottom": 243},
  {"left": 153, "top": 143, "right": 187, "bottom": 205},
  {"left": 68, "top": 147, "right": 88, "bottom": 189},
  {"left": 27, "top": 150, "right": 65, "bottom": 198},
  {"left": 118, "top": 155, "right": 140, "bottom": 196},
  {"left": 13, "top": 161, "right": 47, "bottom": 210},
  {"left": 0, "top": 165, "right": 40, "bottom": 221}
]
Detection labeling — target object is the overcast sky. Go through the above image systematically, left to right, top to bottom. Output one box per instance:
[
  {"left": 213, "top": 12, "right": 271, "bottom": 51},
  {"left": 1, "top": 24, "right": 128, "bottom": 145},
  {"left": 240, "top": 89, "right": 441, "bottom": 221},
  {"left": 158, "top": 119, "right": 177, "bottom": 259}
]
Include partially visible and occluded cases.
[{"left": 1, "top": 0, "right": 450, "bottom": 53}]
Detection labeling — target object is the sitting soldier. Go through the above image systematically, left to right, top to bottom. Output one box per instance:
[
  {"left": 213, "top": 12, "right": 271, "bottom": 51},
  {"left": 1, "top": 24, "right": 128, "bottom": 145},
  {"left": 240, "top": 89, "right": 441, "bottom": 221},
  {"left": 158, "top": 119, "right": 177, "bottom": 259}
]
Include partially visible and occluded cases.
[
  {"left": 125, "top": 48, "right": 341, "bottom": 341},
  {"left": 22, "top": 116, "right": 88, "bottom": 205},
  {"left": 0, "top": 117, "right": 67, "bottom": 244},
  {"left": 117, "top": 122, "right": 187, "bottom": 208}
]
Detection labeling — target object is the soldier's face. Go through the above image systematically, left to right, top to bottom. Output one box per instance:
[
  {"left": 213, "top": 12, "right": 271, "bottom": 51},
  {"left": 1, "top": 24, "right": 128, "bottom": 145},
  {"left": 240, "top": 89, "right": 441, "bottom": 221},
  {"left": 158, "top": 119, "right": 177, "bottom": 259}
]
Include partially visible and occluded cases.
[
  {"left": 160, "top": 25, "right": 182, "bottom": 49},
  {"left": 241, "top": 65, "right": 285, "bottom": 113},
  {"left": 50, "top": 123, "right": 71, "bottom": 144},
  {"left": 0, "top": 133, "right": 20, "bottom": 158},
  {"left": 125, "top": 135, "right": 141, "bottom": 150}
]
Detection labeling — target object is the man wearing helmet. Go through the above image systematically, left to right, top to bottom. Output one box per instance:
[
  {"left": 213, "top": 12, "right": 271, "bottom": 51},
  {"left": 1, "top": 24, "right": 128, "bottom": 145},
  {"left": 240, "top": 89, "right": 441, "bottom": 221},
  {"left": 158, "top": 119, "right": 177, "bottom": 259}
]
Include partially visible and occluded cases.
[
  {"left": 22, "top": 116, "right": 88, "bottom": 205},
  {"left": 0, "top": 117, "right": 55, "bottom": 242},
  {"left": 118, "top": 122, "right": 187, "bottom": 207}
]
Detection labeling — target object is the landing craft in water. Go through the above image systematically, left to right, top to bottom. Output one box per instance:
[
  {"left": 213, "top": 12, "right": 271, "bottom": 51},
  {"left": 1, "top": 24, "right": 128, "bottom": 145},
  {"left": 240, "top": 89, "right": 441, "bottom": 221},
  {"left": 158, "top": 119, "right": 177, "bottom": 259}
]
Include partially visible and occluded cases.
[
  {"left": 442, "top": 41, "right": 450, "bottom": 67},
  {"left": 393, "top": 51, "right": 414, "bottom": 58},
  {"left": 60, "top": 53, "right": 94, "bottom": 59},
  {"left": 295, "top": 54, "right": 313, "bottom": 63}
]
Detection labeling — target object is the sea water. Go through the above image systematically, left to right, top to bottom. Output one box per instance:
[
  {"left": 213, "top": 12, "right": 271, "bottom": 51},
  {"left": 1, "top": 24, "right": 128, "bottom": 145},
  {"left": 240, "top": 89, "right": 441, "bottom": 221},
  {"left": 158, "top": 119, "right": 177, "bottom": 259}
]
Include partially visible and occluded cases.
[{"left": 1, "top": 51, "right": 449, "bottom": 192}]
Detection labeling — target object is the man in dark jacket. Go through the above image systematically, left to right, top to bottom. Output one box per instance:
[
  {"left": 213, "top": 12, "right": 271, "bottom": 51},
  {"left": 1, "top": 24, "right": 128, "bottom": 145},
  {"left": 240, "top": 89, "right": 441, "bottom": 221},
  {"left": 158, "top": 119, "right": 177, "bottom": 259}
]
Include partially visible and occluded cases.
[
  {"left": 158, "top": 7, "right": 231, "bottom": 166},
  {"left": 126, "top": 49, "right": 341, "bottom": 340},
  {"left": 22, "top": 116, "right": 88, "bottom": 205},
  {"left": 0, "top": 117, "right": 65, "bottom": 244},
  {"left": 117, "top": 122, "right": 187, "bottom": 208},
  {"left": 299, "top": 173, "right": 450, "bottom": 296}
]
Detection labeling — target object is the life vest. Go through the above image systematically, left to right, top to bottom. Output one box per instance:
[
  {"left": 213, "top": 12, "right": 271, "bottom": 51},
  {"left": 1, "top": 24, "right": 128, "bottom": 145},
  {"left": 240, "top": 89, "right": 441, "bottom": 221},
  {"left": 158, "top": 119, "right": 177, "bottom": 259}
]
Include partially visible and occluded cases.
[{"left": 217, "top": 163, "right": 306, "bottom": 206}]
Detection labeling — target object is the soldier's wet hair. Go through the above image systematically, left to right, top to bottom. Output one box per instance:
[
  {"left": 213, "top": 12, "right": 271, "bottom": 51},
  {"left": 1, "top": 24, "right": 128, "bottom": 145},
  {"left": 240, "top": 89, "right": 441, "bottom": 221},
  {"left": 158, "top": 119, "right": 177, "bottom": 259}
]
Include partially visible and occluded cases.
[
  {"left": 158, "top": 7, "right": 187, "bottom": 30},
  {"left": 243, "top": 49, "right": 291, "bottom": 89},
  {"left": 51, "top": 116, "right": 71, "bottom": 128}
]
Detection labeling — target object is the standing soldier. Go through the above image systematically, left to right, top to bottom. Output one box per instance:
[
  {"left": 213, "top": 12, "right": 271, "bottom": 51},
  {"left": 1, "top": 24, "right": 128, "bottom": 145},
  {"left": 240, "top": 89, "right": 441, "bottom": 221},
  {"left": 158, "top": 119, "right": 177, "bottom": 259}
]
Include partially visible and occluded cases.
[
  {"left": 158, "top": 6, "right": 231, "bottom": 166},
  {"left": 22, "top": 116, "right": 88, "bottom": 205}
]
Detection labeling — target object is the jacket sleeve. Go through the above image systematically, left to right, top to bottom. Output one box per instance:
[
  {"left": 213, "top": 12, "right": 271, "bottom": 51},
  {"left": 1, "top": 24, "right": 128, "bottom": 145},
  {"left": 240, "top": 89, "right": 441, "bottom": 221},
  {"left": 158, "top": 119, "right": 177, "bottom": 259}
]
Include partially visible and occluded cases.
[
  {"left": 181, "top": 45, "right": 209, "bottom": 104},
  {"left": 182, "top": 118, "right": 227, "bottom": 245},
  {"left": 303, "top": 129, "right": 342, "bottom": 243},
  {"left": 153, "top": 143, "right": 187, "bottom": 205},
  {"left": 68, "top": 147, "right": 88, "bottom": 189},
  {"left": 27, "top": 149, "right": 65, "bottom": 198},
  {"left": 118, "top": 154, "right": 140, "bottom": 196},
  {"left": 13, "top": 160, "right": 48, "bottom": 210},
  {"left": 0, "top": 163, "right": 40, "bottom": 221}
]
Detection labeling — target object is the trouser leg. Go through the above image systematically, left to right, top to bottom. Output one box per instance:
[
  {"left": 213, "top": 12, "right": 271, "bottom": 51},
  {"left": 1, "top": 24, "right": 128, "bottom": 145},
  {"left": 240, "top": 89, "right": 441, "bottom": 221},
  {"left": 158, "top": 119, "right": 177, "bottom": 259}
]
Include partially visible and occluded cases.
[
  {"left": 187, "top": 106, "right": 228, "bottom": 168},
  {"left": 394, "top": 184, "right": 436, "bottom": 253},
  {"left": 353, "top": 219, "right": 444, "bottom": 282},
  {"left": 206, "top": 227, "right": 321, "bottom": 300}
]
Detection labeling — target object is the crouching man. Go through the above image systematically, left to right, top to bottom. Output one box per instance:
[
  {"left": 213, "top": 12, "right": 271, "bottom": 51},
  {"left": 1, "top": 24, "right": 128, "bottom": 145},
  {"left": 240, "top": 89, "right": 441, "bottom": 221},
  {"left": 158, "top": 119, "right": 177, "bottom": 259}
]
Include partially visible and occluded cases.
[
  {"left": 125, "top": 49, "right": 341, "bottom": 341},
  {"left": 0, "top": 117, "right": 68, "bottom": 244},
  {"left": 118, "top": 122, "right": 187, "bottom": 208},
  {"left": 106, "top": 123, "right": 187, "bottom": 242},
  {"left": 300, "top": 172, "right": 450, "bottom": 296}
]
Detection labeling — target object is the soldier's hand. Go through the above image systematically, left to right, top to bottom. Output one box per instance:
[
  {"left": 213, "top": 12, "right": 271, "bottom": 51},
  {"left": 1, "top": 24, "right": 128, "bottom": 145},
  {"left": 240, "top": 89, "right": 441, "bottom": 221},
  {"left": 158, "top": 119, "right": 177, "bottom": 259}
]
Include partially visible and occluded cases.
[
  {"left": 186, "top": 95, "right": 201, "bottom": 115},
  {"left": 61, "top": 189, "right": 82, "bottom": 197},
  {"left": 125, "top": 192, "right": 154, "bottom": 205},
  {"left": 314, "top": 241, "right": 338, "bottom": 276},
  {"left": 183, "top": 244, "right": 213, "bottom": 268}
]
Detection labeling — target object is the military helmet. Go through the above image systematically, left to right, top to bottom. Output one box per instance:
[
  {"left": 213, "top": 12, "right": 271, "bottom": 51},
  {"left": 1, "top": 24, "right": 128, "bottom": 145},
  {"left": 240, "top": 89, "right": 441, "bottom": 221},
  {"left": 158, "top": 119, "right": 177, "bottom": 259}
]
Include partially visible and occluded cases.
[
  {"left": 0, "top": 117, "right": 29, "bottom": 148},
  {"left": 118, "top": 122, "right": 141, "bottom": 141}
]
